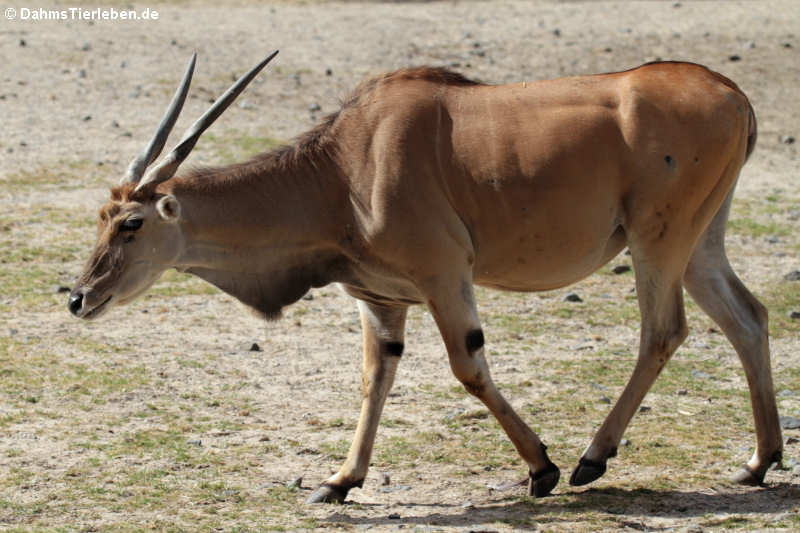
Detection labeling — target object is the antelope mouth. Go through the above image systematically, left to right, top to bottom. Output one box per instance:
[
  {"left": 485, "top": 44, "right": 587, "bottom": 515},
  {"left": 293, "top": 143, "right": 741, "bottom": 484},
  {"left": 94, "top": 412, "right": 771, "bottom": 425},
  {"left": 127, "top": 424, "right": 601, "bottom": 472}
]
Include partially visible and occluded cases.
[{"left": 84, "top": 295, "right": 112, "bottom": 320}]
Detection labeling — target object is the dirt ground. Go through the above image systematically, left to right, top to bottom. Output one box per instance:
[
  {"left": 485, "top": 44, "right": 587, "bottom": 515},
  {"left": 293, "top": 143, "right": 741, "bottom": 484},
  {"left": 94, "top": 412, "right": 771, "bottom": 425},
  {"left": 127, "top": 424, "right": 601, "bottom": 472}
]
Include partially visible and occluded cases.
[{"left": 1, "top": 1, "right": 799, "bottom": 531}]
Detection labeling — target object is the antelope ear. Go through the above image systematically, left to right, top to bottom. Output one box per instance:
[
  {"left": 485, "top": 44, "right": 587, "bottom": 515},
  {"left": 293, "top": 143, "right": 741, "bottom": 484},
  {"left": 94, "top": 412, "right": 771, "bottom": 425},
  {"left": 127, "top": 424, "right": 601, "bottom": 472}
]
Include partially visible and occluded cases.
[{"left": 156, "top": 195, "right": 181, "bottom": 222}]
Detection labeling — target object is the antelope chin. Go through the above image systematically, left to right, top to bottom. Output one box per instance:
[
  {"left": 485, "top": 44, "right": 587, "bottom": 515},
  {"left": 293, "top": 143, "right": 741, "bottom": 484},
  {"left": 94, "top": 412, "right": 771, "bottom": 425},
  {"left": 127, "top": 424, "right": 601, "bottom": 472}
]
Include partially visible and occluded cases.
[{"left": 83, "top": 295, "right": 112, "bottom": 320}]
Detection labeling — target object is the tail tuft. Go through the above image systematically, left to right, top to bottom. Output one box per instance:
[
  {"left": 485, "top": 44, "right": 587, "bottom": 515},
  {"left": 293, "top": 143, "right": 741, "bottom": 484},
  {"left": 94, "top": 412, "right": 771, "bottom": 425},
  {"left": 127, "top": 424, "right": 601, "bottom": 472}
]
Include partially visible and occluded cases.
[{"left": 744, "top": 102, "right": 757, "bottom": 162}]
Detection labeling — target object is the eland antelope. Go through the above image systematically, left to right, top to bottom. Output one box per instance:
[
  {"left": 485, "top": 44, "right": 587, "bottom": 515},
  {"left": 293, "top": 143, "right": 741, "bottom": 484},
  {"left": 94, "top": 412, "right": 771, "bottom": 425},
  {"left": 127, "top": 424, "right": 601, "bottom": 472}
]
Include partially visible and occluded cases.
[{"left": 69, "top": 51, "right": 783, "bottom": 502}]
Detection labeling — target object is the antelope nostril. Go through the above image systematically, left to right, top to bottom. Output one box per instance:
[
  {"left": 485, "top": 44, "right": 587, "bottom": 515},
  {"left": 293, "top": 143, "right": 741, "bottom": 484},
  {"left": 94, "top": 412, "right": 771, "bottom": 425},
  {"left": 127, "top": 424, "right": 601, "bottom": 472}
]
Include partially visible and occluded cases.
[{"left": 68, "top": 292, "right": 84, "bottom": 316}]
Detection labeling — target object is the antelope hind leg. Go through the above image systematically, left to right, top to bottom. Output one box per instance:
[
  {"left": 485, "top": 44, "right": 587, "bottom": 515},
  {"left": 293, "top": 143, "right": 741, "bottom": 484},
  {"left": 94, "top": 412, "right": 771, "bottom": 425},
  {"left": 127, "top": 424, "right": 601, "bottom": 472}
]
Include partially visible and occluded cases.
[
  {"left": 684, "top": 202, "right": 782, "bottom": 485},
  {"left": 571, "top": 247, "right": 689, "bottom": 486}
]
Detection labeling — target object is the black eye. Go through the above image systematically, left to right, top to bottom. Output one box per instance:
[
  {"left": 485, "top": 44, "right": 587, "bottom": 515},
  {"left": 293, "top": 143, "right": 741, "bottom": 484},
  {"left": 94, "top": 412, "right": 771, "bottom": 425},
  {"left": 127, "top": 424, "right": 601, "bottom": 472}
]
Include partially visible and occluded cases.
[{"left": 120, "top": 218, "right": 143, "bottom": 232}]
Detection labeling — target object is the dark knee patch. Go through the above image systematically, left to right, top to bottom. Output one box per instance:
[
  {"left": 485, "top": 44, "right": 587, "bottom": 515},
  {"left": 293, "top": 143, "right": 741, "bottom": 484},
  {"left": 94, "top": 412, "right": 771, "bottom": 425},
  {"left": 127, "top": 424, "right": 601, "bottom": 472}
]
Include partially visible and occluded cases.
[
  {"left": 465, "top": 329, "right": 484, "bottom": 353},
  {"left": 383, "top": 341, "right": 404, "bottom": 357},
  {"left": 461, "top": 370, "right": 485, "bottom": 396},
  {"left": 463, "top": 380, "right": 485, "bottom": 396}
]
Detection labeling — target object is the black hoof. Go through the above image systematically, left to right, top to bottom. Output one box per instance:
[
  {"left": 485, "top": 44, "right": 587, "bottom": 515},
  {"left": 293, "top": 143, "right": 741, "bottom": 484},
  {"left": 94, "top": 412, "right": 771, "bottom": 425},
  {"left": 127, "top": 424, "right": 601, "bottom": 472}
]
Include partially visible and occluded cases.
[
  {"left": 569, "top": 456, "right": 607, "bottom": 486},
  {"left": 528, "top": 462, "right": 561, "bottom": 497},
  {"left": 730, "top": 465, "right": 764, "bottom": 487},
  {"left": 305, "top": 483, "right": 351, "bottom": 504}
]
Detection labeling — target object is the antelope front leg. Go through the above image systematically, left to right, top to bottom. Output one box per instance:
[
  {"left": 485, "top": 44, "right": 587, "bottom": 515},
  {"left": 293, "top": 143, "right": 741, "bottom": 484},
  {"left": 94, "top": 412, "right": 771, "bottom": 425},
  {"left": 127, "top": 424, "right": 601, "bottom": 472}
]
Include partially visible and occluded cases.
[
  {"left": 423, "top": 276, "right": 560, "bottom": 497},
  {"left": 306, "top": 301, "right": 407, "bottom": 503}
]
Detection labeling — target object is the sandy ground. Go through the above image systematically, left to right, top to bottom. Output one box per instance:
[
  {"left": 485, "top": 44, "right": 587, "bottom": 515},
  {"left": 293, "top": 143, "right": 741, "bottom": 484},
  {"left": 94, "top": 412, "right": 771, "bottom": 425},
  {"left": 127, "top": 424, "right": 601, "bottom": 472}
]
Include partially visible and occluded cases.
[{"left": 1, "top": 1, "right": 799, "bottom": 531}]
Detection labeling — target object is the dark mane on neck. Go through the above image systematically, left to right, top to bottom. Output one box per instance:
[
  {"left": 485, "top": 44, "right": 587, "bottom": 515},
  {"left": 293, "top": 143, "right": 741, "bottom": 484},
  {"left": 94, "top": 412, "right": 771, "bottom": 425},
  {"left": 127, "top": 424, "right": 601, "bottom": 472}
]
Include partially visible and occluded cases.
[
  {"left": 370, "top": 66, "right": 482, "bottom": 87},
  {"left": 173, "top": 111, "right": 339, "bottom": 192}
]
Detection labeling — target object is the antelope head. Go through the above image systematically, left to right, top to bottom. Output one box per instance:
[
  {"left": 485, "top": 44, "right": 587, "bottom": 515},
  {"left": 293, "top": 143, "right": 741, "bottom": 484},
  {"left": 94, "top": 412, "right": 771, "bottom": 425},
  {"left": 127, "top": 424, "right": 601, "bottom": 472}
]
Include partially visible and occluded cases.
[{"left": 68, "top": 51, "right": 278, "bottom": 319}]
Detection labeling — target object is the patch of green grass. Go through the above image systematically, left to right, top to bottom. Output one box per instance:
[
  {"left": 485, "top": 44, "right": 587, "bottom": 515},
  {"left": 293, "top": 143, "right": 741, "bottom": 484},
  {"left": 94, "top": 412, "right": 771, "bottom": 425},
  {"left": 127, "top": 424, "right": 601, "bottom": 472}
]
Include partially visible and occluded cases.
[
  {"left": 204, "top": 131, "right": 282, "bottom": 165},
  {"left": 1, "top": 160, "right": 107, "bottom": 192},
  {"left": 727, "top": 217, "right": 792, "bottom": 238},
  {"left": 762, "top": 280, "right": 800, "bottom": 338},
  {"left": 379, "top": 417, "right": 413, "bottom": 428},
  {"left": 108, "top": 429, "right": 196, "bottom": 464},
  {"left": 375, "top": 435, "right": 422, "bottom": 466},
  {"left": 319, "top": 438, "right": 350, "bottom": 461}
]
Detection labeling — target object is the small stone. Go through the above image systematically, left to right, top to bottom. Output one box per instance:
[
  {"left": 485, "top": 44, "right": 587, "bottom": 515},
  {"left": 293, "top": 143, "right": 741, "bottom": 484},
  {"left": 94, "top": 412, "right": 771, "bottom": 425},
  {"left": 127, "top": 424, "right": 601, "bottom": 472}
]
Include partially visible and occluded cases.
[
  {"left": 552, "top": 29, "right": 561, "bottom": 37},
  {"left": 19, "top": 39, "right": 26, "bottom": 47},
  {"left": 170, "top": 39, "right": 178, "bottom": 46},
  {"left": 744, "top": 41, "right": 756, "bottom": 49},
  {"left": 81, "top": 42, "right": 91, "bottom": 51},
  {"left": 783, "top": 42, "right": 793, "bottom": 49},
  {"left": 728, "top": 54, "right": 741, "bottom": 62},
  {"left": 120, "top": 61, "right": 127, "bottom": 68},
  {"left": 325, "top": 68, "right": 333, "bottom": 76},
  {"left": 78, "top": 69, "right": 86, "bottom": 79},
  {"left": 238, "top": 100, "right": 255, "bottom": 110},
  {"left": 309, "top": 103, "right": 321, "bottom": 113},
  {"left": 82, "top": 115, "right": 91, "bottom": 121},
  {"left": 111, "top": 120, "right": 120, "bottom": 128},
  {"left": 780, "top": 135, "right": 795, "bottom": 145},
  {"left": 765, "top": 235, "right": 779, "bottom": 244},
  {"left": 612, "top": 265, "right": 631, "bottom": 274},
  {"left": 784, "top": 271, "right": 800, "bottom": 281},
  {"left": 55, "top": 285, "right": 71, "bottom": 294},
  {"left": 302, "top": 293, "right": 314, "bottom": 301},
  {"left": 564, "top": 293, "right": 582, "bottom": 303},
  {"left": 790, "top": 311, "right": 800, "bottom": 320},
  {"left": 249, "top": 343, "right": 262, "bottom": 352},
  {"left": 691, "top": 370, "right": 712, "bottom": 379},
  {"left": 677, "top": 389, "right": 688, "bottom": 396},
  {"left": 778, "top": 389, "right": 794, "bottom": 397},
  {"left": 599, "top": 396, "right": 611, "bottom": 404},
  {"left": 639, "top": 405, "right": 651, "bottom": 413},
  {"left": 444, "top": 408, "right": 465, "bottom": 421},
  {"left": 779, "top": 416, "right": 800, "bottom": 430},
  {"left": 259, "top": 435, "right": 270, "bottom": 442},
  {"left": 786, "top": 436, "right": 799, "bottom": 445},
  {"left": 621, "top": 438, "right": 631, "bottom": 446},
  {"left": 187, "top": 439, "right": 202, "bottom": 447},
  {"left": 296, "top": 447, "right": 319, "bottom": 455},
  {"left": 380, "top": 472, "right": 391, "bottom": 486},
  {"left": 286, "top": 476, "right": 302, "bottom": 489},
  {"left": 379, "top": 484, "right": 411, "bottom": 493},
  {"left": 461, "top": 500, "right": 474, "bottom": 509},
  {"left": 388, "top": 513, "right": 401, "bottom": 519}
]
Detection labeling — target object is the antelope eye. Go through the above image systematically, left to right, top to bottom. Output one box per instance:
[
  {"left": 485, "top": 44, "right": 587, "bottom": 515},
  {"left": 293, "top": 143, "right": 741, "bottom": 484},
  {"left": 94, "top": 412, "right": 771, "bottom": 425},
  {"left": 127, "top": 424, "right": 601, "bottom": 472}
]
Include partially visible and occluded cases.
[{"left": 120, "top": 218, "right": 143, "bottom": 231}]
